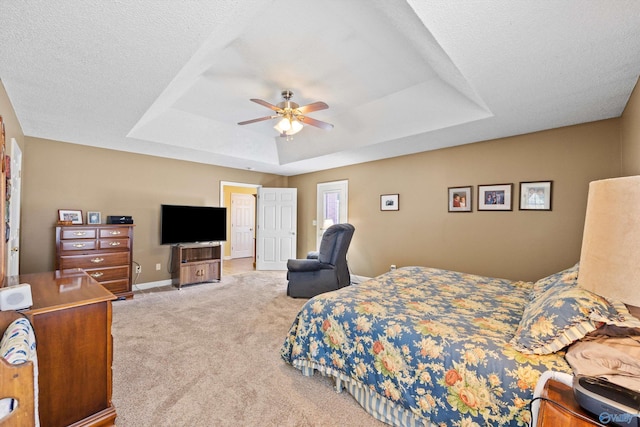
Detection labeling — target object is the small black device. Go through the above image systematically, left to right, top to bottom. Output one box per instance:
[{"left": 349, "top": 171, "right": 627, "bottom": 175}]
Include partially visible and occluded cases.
[
  {"left": 107, "top": 215, "right": 134, "bottom": 224},
  {"left": 573, "top": 375, "right": 640, "bottom": 426}
]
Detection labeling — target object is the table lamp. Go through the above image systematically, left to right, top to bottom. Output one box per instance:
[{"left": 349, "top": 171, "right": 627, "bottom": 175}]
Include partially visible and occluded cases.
[{"left": 578, "top": 175, "right": 640, "bottom": 307}]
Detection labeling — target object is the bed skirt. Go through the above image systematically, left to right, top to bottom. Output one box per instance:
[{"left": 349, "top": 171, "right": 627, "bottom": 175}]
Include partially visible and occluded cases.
[{"left": 292, "top": 359, "right": 433, "bottom": 427}]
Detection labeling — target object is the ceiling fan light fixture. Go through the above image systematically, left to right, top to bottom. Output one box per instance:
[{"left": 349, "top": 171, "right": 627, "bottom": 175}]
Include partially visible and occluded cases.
[
  {"left": 240, "top": 90, "right": 332, "bottom": 137},
  {"left": 274, "top": 117, "right": 291, "bottom": 132},
  {"left": 274, "top": 117, "right": 304, "bottom": 136},
  {"left": 288, "top": 118, "right": 303, "bottom": 135}
]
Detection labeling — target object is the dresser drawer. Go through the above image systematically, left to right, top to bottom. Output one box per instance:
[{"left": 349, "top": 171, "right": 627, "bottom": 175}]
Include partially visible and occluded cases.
[
  {"left": 56, "top": 224, "right": 135, "bottom": 299},
  {"left": 60, "top": 228, "right": 97, "bottom": 240},
  {"left": 99, "top": 228, "right": 130, "bottom": 238},
  {"left": 98, "top": 238, "right": 131, "bottom": 250},
  {"left": 61, "top": 240, "right": 98, "bottom": 251},
  {"left": 59, "top": 252, "right": 130, "bottom": 270},
  {"left": 85, "top": 265, "right": 130, "bottom": 282}
]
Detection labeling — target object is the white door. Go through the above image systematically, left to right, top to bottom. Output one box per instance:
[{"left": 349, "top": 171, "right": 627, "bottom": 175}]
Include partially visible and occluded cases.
[
  {"left": 7, "top": 138, "right": 22, "bottom": 276},
  {"left": 316, "top": 180, "right": 348, "bottom": 249},
  {"left": 256, "top": 188, "right": 297, "bottom": 270},
  {"left": 230, "top": 193, "right": 255, "bottom": 258}
]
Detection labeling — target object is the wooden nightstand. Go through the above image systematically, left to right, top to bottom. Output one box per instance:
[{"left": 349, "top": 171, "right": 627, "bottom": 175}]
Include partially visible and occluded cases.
[{"left": 537, "top": 379, "right": 601, "bottom": 426}]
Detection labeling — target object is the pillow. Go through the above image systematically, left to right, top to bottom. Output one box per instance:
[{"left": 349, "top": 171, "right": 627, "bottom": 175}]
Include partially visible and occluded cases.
[
  {"left": 529, "top": 262, "right": 580, "bottom": 301},
  {"left": 511, "top": 279, "right": 619, "bottom": 354},
  {"left": 589, "top": 299, "right": 640, "bottom": 334},
  {"left": 0, "top": 317, "right": 38, "bottom": 420},
  {"left": 0, "top": 317, "right": 36, "bottom": 364}
]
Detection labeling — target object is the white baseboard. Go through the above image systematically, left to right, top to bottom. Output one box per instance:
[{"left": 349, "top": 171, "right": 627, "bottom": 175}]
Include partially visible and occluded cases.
[{"left": 132, "top": 279, "right": 173, "bottom": 291}]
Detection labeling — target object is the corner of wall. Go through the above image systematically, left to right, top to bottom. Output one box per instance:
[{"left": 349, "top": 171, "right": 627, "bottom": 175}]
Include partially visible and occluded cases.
[{"left": 621, "top": 77, "right": 640, "bottom": 176}]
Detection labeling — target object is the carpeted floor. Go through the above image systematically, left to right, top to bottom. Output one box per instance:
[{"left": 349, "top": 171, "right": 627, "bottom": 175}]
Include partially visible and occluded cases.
[{"left": 111, "top": 270, "right": 386, "bottom": 426}]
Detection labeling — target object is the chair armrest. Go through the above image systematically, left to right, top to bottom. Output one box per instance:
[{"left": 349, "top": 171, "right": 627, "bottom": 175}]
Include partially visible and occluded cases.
[
  {"left": 306, "top": 251, "right": 319, "bottom": 259},
  {"left": 287, "top": 259, "right": 334, "bottom": 272}
]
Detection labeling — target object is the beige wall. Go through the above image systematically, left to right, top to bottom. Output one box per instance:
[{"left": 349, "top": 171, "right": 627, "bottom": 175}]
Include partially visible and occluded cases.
[
  {"left": 5, "top": 77, "right": 640, "bottom": 284},
  {"left": 622, "top": 79, "right": 640, "bottom": 175},
  {"left": 290, "top": 120, "right": 621, "bottom": 281},
  {"left": 20, "top": 137, "right": 287, "bottom": 282}
]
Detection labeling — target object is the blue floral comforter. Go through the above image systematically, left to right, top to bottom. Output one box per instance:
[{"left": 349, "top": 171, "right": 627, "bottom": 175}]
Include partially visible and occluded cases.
[{"left": 281, "top": 266, "right": 571, "bottom": 426}]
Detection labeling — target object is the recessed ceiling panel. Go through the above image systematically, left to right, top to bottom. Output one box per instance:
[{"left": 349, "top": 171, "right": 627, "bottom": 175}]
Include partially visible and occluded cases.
[{"left": 1, "top": 1, "right": 639, "bottom": 175}]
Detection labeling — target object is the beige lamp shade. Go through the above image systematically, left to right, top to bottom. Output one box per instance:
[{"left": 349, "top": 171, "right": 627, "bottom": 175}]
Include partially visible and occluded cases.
[{"left": 578, "top": 175, "right": 640, "bottom": 307}]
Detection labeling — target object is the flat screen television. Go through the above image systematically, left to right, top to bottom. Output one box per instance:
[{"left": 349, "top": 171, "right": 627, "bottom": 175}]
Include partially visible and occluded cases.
[{"left": 160, "top": 204, "right": 227, "bottom": 245}]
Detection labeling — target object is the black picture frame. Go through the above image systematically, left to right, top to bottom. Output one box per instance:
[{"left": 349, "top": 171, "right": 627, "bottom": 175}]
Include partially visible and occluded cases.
[
  {"left": 519, "top": 181, "right": 553, "bottom": 211},
  {"left": 478, "top": 184, "right": 513, "bottom": 211},
  {"left": 448, "top": 186, "right": 473, "bottom": 212},
  {"left": 380, "top": 194, "right": 399, "bottom": 211}
]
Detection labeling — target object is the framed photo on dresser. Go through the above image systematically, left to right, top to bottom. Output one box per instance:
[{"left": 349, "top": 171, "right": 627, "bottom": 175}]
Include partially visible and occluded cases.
[
  {"left": 58, "top": 209, "right": 83, "bottom": 225},
  {"left": 87, "top": 212, "right": 101, "bottom": 224}
]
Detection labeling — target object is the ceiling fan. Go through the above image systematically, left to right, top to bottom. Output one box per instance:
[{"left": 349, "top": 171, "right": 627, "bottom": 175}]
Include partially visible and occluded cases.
[{"left": 237, "top": 90, "right": 333, "bottom": 137}]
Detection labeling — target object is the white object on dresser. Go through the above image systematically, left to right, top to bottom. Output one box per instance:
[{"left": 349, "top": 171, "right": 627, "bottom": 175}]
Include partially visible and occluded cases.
[{"left": 0, "top": 283, "right": 33, "bottom": 311}]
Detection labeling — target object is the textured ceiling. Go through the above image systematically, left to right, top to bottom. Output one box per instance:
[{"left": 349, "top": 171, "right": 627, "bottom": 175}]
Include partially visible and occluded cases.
[{"left": 1, "top": 1, "right": 639, "bottom": 175}]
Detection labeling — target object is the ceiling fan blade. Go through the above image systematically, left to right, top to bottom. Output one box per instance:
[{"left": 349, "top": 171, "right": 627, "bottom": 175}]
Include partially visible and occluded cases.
[
  {"left": 250, "top": 98, "right": 282, "bottom": 112},
  {"left": 297, "top": 101, "right": 329, "bottom": 114},
  {"left": 237, "top": 115, "right": 277, "bottom": 125},
  {"left": 299, "top": 116, "right": 334, "bottom": 130}
]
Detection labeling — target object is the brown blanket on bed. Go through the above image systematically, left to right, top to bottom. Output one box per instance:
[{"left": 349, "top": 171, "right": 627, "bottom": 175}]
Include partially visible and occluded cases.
[{"left": 566, "top": 334, "right": 640, "bottom": 391}]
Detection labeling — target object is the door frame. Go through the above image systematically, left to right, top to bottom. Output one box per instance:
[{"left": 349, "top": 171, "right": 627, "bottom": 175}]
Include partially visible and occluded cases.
[
  {"left": 6, "top": 138, "right": 22, "bottom": 276},
  {"left": 220, "top": 181, "right": 261, "bottom": 261}
]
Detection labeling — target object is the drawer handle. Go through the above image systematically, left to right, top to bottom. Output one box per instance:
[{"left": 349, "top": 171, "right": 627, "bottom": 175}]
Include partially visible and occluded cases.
[
  {"left": 109, "top": 231, "right": 121, "bottom": 235},
  {"left": 73, "top": 232, "right": 87, "bottom": 236},
  {"left": 109, "top": 241, "right": 121, "bottom": 246},
  {"left": 73, "top": 243, "right": 86, "bottom": 248},
  {"left": 90, "top": 257, "right": 105, "bottom": 263},
  {"left": 196, "top": 269, "right": 204, "bottom": 277},
  {"left": 90, "top": 272, "right": 104, "bottom": 278}
]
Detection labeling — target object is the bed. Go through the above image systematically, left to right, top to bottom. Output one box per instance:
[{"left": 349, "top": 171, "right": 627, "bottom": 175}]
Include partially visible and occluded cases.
[{"left": 281, "top": 264, "right": 638, "bottom": 426}]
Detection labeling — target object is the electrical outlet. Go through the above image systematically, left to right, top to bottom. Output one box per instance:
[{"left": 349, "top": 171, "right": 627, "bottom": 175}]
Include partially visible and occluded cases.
[
  {"left": 156, "top": 263, "right": 161, "bottom": 271},
  {"left": 390, "top": 264, "right": 396, "bottom": 271},
  {"left": 135, "top": 265, "right": 142, "bottom": 274}
]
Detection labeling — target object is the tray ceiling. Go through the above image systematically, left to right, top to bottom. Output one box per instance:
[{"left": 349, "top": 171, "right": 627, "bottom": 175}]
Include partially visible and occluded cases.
[{"left": 1, "top": 1, "right": 639, "bottom": 175}]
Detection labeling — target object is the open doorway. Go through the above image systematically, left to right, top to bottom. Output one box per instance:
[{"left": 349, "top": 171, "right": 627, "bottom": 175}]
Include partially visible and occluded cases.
[{"left": 220, "top": 181, "right": 260, "bottom": 274}]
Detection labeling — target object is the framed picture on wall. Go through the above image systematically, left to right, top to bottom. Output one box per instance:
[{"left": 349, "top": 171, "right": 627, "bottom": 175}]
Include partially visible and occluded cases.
[
  {"left": 519, "top": 181, "right": 553, "bottom": 211},
  {"left": 478, "top": 184, "right": 513, "bottom": 211},
  {"left": 448, "top": 186, "right": 472, "bottom": 212},
  {"left": 380, "top": 194, "right": 399, "bottom": 211},
  {"left": 58, "top": 209, "right": 83, "bottom": 224},
  {"left": 87, "top": 211, "right": 101, "bottom": 224}
]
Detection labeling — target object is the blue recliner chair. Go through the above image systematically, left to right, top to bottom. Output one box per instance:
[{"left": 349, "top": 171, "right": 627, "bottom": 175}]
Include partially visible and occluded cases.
[{"left": 286, "top": 223, "right": 355, "bottom": 298}]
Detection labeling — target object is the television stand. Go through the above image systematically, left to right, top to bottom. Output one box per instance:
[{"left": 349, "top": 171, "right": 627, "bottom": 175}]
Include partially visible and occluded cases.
[{"left": 171, "top": 243, "right": 221, "bottom": 288}]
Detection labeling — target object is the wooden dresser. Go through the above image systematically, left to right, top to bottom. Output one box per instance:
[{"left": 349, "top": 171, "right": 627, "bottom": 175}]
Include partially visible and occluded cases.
[
  {"left": 55, "top": 224, "right": 134, "bottom": 299},
  {"left": 17, "top": 269, "right": 117, "bottom": 427}
]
